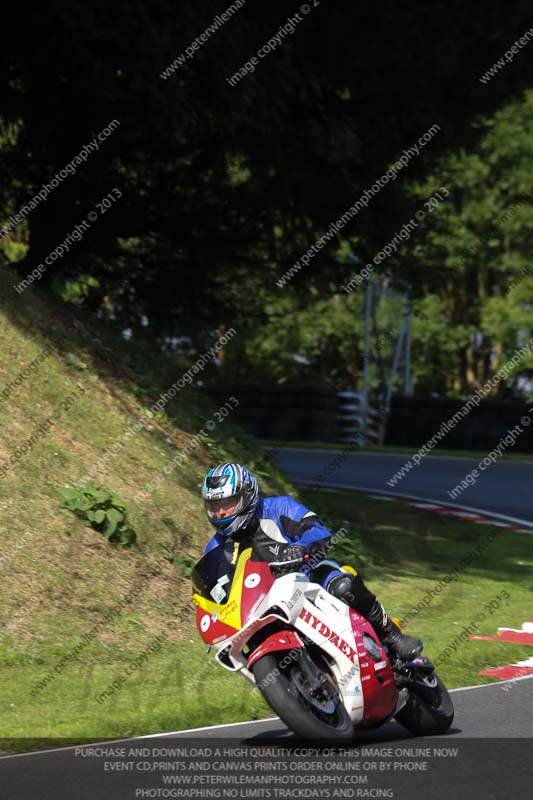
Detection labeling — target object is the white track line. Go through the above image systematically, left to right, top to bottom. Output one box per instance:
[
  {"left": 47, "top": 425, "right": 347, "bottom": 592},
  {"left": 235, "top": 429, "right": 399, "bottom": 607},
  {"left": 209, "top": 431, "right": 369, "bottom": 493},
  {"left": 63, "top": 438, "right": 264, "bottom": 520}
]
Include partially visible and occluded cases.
[
  {"left": 294, "top": 479, "right": 533, "bottom": 532},
  {"left": 449, "top": 674, "right": 533, "bottom": 693},
  {"left": 4, "top": 676, "right": 533, "bottom": 759},
  {"left": 140, "top": 716, "right": 280, "bottom": 736},
  {"left": 0, "top": 718, "right": 281, "bottom": 760}
]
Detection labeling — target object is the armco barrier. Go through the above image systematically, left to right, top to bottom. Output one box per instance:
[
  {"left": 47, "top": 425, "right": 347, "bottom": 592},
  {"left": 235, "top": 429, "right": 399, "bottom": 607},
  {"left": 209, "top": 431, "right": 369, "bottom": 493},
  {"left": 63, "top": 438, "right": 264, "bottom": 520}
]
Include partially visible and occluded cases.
[
  {"left": 204, "top": 384, "right": 339, "bottom": 441},
  {"left": 204, "top": 387, "right": 533, "bottom": 451},
  {"left": 385, "top": 396, "right": 533, "bottom": 452}
]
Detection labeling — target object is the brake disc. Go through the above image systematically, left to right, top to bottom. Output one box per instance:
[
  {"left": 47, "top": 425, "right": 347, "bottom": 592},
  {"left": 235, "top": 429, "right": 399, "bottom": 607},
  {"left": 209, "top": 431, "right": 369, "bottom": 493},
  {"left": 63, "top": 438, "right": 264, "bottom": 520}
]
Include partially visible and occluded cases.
[{"left": 292, "top": 669, "right": 337, "bottom": 715}]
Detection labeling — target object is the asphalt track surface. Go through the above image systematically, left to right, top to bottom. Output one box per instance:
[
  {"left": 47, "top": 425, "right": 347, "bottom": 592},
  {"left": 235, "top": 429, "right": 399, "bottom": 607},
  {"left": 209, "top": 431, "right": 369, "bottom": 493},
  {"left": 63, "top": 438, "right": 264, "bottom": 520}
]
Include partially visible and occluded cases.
[
  {"left": 273, "top": 447, "right": 533, "bottom": 525},
  {"left": 2, "top": 451, "right": 533, "bottom": 798},
  {"left": 167, "top": 675, "right": 533, "bottom": 739},
  {"left": 2, "top": 678, "right": 532, "bottom": 799}
]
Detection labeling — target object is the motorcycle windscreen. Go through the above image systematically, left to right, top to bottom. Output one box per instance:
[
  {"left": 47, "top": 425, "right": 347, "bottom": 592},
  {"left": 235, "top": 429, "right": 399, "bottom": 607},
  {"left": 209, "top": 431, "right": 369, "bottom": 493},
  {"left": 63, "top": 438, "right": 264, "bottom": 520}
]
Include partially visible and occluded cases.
[{"left": 191, "top": 541, "right": 240, "bottom": 605}]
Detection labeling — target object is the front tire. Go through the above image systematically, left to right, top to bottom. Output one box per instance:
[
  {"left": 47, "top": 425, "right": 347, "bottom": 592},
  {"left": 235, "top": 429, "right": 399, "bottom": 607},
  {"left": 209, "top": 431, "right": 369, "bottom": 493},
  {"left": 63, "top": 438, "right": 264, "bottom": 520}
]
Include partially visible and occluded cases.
[
  {"left": 253, "top": 652, "right": 353, "bottom": 739},
  {"left": 395, "top": 671, "right": 454, "bottom": 735}
]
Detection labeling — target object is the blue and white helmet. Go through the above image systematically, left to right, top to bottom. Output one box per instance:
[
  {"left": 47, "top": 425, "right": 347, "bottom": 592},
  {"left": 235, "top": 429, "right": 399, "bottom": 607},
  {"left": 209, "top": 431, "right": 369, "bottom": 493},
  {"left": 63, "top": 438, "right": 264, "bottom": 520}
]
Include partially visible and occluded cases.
[{"left": 202, "top": 463, "right": 259, "bottom": 536}]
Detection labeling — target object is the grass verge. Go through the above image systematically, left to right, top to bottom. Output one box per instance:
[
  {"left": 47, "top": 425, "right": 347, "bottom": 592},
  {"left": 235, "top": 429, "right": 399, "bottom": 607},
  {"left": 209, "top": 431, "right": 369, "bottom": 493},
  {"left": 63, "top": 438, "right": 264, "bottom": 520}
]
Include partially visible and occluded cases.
[
  {"left": 2, "top": 490, "right": 531, "bottom": 750},
  {"left": 316, "top": 490, "right": 533, "bottom": 691}
]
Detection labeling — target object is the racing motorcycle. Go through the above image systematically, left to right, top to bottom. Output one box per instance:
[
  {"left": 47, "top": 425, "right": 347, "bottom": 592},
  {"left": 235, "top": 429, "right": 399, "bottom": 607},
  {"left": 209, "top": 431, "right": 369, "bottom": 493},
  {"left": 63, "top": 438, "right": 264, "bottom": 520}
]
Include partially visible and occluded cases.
[{"left": 192, "top": 544, "right": 454, "bottom": 739}]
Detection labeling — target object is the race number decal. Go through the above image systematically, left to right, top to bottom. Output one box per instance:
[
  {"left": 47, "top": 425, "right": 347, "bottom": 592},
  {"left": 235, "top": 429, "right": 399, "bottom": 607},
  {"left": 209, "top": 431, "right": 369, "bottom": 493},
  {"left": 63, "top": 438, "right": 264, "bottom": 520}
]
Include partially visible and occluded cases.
[{"left": 244, "top": 573, "right": 261, "bottom": 589}]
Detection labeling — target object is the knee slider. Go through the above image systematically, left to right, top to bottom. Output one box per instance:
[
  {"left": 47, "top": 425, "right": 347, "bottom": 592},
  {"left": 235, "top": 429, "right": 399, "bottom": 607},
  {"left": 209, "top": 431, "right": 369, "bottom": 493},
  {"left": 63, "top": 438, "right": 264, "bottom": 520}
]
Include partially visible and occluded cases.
[{"left": 327, "top": 573, "right": 358, "bottom": 605}]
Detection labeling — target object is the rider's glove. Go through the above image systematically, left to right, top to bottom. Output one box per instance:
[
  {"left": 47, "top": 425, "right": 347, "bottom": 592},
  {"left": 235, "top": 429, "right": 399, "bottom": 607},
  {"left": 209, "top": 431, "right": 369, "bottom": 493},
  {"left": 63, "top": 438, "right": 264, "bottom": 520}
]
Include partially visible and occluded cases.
[{"left": 270, "top": 544, "right": 308, "bottom": 574}]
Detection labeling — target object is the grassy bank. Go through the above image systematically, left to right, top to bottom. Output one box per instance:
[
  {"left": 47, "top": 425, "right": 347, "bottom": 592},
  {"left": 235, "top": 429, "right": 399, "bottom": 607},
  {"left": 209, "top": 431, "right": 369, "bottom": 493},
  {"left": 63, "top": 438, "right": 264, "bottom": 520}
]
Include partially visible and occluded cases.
[
  {"left": 0, "top": 268, "right": 290, "bottom": 750},
  {"left": 1, "top": 272, "right": 531, "bottom": 751},
  {"left": 3, "top": 481, "right": 532, "bottom": 748}
]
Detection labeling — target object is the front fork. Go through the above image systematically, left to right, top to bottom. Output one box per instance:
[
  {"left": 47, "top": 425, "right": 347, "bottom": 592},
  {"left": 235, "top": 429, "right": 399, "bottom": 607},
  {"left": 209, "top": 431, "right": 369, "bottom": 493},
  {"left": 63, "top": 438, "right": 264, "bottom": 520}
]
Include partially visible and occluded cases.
[{"left": 296, "top": 647, "right": 337, "bottom": 697}]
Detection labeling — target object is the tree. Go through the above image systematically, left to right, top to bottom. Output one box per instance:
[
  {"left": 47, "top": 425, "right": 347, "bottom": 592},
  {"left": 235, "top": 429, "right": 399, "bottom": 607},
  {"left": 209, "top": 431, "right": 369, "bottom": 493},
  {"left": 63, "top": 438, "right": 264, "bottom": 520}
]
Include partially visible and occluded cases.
[
  {"left": 2, "top": 0, "right": 533, "bottom": 362},
  {"left": 394, "top": 91, "right": 533, "bottom": 395}
]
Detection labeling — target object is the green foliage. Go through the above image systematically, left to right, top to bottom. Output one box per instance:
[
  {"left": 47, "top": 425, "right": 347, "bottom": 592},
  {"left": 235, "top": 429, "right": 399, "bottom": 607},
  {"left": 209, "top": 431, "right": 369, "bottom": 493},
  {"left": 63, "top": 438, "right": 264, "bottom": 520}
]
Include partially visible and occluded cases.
[
  {"left": 3, "top": 1, "right": 532, "bottom": 345},
  {"left": 3, "top": 4, "right": 533, "bottom": 399},
  {"left": 222, "top": 90, "right": 533, "bottom": 398},
  {"left": 383, "top": 90, "right": 533, "bottom": 396},
  {"left": 1, "top": 238, "right": 27, "bottom": 263},
  {"left": 59, "top": 275, "right": 100, "bottom": 306},
  {"left": 223, "top": 288, "right": 367, "bottom": 387},
  {"left": 64, "top": 353, "right": 87, "bottom": 371},
  {"left": 58, "top": 484, "right": 137, "bottom": 547},
  {"left": 159, "top": 544, "right": 195, "bottom": 576}
]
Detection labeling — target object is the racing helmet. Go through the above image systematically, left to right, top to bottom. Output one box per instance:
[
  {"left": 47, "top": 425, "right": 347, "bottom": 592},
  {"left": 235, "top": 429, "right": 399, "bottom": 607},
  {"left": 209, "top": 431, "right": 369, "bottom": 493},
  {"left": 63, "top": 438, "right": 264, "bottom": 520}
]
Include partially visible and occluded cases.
[{"left": 202, "top": 463, "right": 259, "bottom": 536}]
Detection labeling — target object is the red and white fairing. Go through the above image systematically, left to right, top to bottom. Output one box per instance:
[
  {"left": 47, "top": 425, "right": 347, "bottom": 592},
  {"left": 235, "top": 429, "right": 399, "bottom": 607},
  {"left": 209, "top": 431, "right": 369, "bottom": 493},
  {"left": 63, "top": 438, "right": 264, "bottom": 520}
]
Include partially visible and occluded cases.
[
  {"left": 201, "top": 561, "right": 398, "bottom": 727},
  {"left": 295, "top": 589, "right": 397, "bottom": 724}
]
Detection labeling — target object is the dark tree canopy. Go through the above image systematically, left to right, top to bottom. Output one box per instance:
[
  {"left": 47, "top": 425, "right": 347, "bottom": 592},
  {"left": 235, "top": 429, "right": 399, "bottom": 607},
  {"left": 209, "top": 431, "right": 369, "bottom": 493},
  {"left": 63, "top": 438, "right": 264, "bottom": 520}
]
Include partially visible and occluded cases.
[{"left": 2, "top": 1, "right": 533, "bottom": 391}]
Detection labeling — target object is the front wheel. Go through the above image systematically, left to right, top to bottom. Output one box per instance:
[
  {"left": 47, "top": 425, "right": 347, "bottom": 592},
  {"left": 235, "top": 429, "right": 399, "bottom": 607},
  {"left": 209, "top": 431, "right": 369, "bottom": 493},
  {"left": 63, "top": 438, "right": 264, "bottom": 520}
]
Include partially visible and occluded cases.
[
  {"left": 252, "top": 652, "right": 353, "bottom": 739},
  {"left": 395, "top": 670, "right": 454, "bottom": 735}
]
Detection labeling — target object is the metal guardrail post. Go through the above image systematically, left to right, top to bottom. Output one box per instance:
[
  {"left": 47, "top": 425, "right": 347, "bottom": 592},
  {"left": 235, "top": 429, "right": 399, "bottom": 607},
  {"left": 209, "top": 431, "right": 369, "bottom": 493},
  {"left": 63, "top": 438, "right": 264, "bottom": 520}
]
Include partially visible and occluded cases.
[{"left": 337, "top": 391, "right": 388, "bottom": 445}]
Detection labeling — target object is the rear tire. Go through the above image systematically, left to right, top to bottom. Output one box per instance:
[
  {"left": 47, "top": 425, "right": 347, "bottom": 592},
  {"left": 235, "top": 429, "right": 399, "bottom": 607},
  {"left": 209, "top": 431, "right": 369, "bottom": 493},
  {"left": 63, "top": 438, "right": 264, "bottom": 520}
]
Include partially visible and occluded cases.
[
  {"left": 253, "top": 652, "right": 353, "bottom": 740},
  {"left": 395, "top": 671, "right": 454, "bottom": 735}
]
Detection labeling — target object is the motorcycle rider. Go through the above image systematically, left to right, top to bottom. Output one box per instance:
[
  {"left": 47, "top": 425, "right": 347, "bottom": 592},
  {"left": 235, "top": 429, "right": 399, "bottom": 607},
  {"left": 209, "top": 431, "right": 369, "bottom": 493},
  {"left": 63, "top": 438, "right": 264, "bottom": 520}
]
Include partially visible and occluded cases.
[{"left": 202, "top": 462, "right": 423, "bottom": 660}]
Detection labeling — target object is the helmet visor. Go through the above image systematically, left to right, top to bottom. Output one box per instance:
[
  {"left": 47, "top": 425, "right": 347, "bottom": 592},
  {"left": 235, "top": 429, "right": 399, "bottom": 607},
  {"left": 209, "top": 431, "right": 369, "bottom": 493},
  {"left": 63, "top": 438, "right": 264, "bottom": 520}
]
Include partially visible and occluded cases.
[{"left": 205, "top": 492, "right": 246, "bottom": 522}]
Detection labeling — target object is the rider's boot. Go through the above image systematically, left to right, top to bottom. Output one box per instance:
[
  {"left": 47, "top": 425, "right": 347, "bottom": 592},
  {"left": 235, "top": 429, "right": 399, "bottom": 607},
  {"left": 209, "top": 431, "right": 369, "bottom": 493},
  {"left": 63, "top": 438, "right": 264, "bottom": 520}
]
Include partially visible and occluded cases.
[
  {"left": 325, "top": 570, "right": 423, "bottom": 660},
  {"left": 365, "top": 600, "right": 423, "bottom": 660}
]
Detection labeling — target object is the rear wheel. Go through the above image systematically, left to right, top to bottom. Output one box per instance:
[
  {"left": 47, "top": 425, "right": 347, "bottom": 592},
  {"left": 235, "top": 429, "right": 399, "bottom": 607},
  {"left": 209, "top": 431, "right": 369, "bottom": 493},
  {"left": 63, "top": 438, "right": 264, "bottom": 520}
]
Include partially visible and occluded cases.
[
  {"left": 253, "top": 652, "right": 353, "bottom": 739},
  {"left": 395, "top": 670, "right": 454, "bottom": 735}
]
